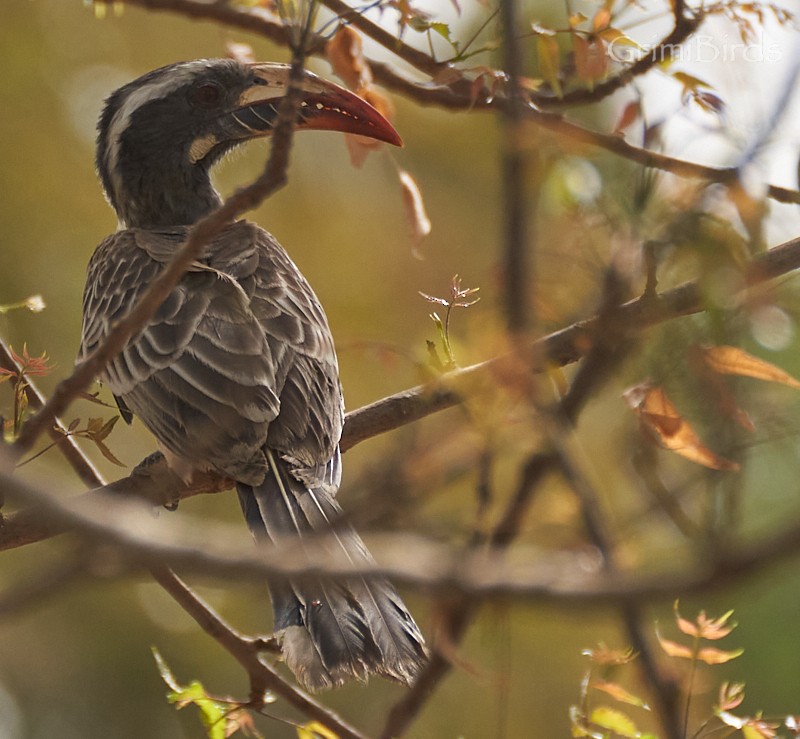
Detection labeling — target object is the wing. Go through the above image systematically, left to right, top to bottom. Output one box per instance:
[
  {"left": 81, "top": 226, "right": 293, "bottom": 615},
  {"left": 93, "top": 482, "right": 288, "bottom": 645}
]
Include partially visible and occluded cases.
[
  {"left": 80, "top": 222, "right": 343, "bottom": 485},
  {"left": 249, "top": 228, "right": 344, "bottom": 472}
]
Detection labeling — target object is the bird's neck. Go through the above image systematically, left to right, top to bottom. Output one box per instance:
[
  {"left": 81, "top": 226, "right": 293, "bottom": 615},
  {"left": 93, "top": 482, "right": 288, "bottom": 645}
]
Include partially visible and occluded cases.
[{"left": 105, "top": 148, "right": 222, "bottom": 229}]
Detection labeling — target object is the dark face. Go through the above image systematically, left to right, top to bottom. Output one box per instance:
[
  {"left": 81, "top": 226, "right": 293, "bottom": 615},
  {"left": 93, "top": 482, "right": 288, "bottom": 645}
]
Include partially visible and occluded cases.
[{"left": 96, "top": 59, "right": 401, "bottom": 228}]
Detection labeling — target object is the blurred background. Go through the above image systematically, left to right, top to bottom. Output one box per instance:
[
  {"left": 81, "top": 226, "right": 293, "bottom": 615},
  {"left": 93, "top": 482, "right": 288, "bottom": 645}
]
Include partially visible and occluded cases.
[{"left": 2, "top": 1, "right": 800, "bottom": 737}]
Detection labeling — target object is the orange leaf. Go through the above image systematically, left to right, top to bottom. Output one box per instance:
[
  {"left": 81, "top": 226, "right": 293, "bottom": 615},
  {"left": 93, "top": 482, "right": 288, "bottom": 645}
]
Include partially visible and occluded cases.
[
  {"left": 592, "top": 7, "right": 611, "bottom": 31},
  {"left": 326, "top": 26, "right": 372, "bottom": 91},
  {"left": 573, "top": 36, "right": 608, "bottom": 83},
  {"left": 702, "top": 345, "right": 800, "bottom": 389},
  {"left": 623, "top": 383, "right": 740, "bottom": 471},
  {"left": 674, "top": 601, "right": 737, "bottom": 640},
  {"left": 655, "top": 631, "right": 694, "bottom": 660},
  {"left": 582, "top": 643, "right": 637, "bottom": 665},
  {"left": 697, "top": 645, "right": 744, "bottom": 664},
  {"left": 592, "top": 680, "right": 650, "bottom": 709},
  {"left": 718, "top": 681, "right": 745, "bottom": 711},
  {"left": 743, "top": 718, "right": 780, "bottom": 739}
]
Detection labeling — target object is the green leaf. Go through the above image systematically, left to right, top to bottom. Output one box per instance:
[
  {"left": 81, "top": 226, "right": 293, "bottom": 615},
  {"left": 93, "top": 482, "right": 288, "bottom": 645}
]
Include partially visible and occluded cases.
[
  {"left": 429, "top": 21, "right": 456, "bottom": 46},
  {"left": 93, "top": 414, "right": 120, "bottom": 442},
  {"left": 697, "top": 645, "right": 744, "bottom": 665},
  {"left": 153, "top": 647, "right": 228, "bottom": 739},
  {"left": 169, "top": 681, "right": 226, "bottom": 739},
  {"left": 590, "top": 706, "right": 639, "bottom": 738}
]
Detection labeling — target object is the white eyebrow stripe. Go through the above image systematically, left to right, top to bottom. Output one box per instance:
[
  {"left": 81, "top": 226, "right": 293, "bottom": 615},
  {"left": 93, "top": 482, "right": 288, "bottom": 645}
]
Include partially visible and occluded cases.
[{"left": 104, "top": 62, "right": 209, "bottom": 216}]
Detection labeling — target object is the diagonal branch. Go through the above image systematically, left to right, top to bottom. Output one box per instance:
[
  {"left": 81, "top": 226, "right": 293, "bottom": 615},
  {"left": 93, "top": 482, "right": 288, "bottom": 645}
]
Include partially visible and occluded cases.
[{"left": 149, "top": 569, "right": 370, "bottom": 739}]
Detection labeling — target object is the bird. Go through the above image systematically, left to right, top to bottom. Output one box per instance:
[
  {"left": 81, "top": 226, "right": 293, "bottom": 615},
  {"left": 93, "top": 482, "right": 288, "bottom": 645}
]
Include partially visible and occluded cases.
[{"left": 79, "top": 59, "right": 427, "bottom": 691}]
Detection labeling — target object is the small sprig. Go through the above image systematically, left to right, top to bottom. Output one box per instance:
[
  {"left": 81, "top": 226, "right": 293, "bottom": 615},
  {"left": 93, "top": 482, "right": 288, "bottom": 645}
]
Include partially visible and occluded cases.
[
  {"left": 420, "top": 274, "right": 480, "bottom": 371},
  {"left": 0, "top": 344, "right": 55, "bottom": 439},
  {"left": 17, "top": 416, "right": 125, "bottom": 468},
  {"left": 657, "top": 601, "right": 744, "bottom": 739}
]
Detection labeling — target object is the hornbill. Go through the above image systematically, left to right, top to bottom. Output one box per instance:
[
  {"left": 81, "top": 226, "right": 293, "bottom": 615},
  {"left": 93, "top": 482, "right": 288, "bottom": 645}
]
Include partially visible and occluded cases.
[{"left": 79, "top": 59, "right": 426, "bottom": 691}]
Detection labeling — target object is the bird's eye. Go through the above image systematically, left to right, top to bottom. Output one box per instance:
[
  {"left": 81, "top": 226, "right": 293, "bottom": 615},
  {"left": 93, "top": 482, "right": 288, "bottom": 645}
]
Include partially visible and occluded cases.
[{"left": 193, "top": 83, "right": 223, "bottom": 108}]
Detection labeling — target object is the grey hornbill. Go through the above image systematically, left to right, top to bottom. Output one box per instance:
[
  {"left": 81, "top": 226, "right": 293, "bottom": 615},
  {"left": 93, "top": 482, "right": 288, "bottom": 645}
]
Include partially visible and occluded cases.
[{"left": 79, "top": 59, "right": 426, "bottom": 691}]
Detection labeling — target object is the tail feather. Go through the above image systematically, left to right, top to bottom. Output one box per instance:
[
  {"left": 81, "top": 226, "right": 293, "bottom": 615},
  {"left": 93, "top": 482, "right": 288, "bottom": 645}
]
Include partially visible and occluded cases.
[{"left": 236, "top": 449, "right": 427, "bottom": 691}]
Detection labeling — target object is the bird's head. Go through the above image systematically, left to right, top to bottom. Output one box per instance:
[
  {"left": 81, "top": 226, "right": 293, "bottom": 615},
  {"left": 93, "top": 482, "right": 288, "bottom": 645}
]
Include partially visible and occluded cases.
[{"left": 97, "top": 59, "right": 402, "bottom": 228}]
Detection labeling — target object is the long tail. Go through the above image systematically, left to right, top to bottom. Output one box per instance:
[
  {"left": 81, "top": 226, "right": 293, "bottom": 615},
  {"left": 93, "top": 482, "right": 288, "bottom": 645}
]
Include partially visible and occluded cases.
[{"left": 236, "top": 449, "right": 427, "bottom": 691}]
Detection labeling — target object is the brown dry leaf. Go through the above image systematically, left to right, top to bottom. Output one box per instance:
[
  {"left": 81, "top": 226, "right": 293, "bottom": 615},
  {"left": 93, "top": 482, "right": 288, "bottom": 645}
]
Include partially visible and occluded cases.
[
  {"left": 326, "top": 25, "right": 372, "bottom": 91},
  {"left": 573, "top": 36, "right": 608, "bottom": 83},
  {"left": 398, "top": 168, "right": 431, "bottom": 255},
  {"left": 702, "top": 344, "right": 800, "bottom": 389},
  {"left": 686, "top": 346, "right": 756, "bottom": 432},
  {"left": 623, "top": 382, "right": 740, "bottom": 471}
]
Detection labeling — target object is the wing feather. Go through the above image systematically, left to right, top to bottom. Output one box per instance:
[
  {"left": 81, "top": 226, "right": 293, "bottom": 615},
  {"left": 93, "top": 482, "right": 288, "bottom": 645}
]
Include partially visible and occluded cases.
[{"left": 80, "top": 222, "right": 344, "bottom": 484}]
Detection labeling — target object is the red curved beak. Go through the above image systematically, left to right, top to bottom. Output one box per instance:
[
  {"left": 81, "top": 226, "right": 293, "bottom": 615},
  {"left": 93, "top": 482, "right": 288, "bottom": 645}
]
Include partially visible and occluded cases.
[{"left": 237, "top": 63, "right": 403, "bottom": 147}]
